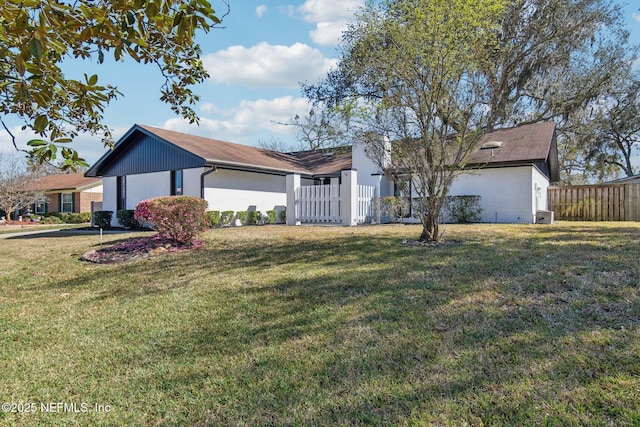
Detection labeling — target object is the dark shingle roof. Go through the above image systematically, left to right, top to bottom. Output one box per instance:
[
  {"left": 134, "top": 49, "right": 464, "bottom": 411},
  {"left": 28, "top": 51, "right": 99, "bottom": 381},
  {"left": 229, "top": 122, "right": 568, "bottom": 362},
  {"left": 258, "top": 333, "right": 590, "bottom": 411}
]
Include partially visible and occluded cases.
[
  {"left": 468, "top": 122, "right": 557, "bottom": 165},
  {"left": 138, "top": 125, "right": 351, "bottom": 176}
]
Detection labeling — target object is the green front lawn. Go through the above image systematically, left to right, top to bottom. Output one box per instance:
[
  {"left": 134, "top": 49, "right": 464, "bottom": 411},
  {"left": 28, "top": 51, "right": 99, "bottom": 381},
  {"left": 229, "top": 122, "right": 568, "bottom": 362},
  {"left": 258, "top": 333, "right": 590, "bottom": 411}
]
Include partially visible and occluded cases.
[{"left": 1, "top": 223, "right": 639, "bottom": 426}]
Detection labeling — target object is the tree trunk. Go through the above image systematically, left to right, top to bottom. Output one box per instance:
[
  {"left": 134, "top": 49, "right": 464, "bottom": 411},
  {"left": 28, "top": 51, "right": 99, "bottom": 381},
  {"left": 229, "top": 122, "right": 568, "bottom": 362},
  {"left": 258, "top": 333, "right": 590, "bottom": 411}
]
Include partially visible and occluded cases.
[{"left": 419, "top": 211, "right": 440, "bottom": 243}]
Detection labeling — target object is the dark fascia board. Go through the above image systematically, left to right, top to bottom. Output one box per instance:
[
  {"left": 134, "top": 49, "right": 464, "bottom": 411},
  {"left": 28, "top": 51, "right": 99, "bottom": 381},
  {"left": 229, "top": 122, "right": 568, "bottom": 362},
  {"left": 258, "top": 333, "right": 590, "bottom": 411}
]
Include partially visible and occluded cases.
[
  {"left": 85, "top": 124, "right": 206, "bottom": 177},
  {"left": 207, "top": 162, "right": 315, "bottom": 179}
]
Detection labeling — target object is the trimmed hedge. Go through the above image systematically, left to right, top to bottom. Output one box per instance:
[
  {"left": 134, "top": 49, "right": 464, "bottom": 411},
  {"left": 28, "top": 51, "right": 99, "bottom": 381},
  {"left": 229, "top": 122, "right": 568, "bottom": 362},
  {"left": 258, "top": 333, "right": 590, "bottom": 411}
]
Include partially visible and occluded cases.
[
  {"left": 117, "top": 209, "right": 142, "bottom": 229},
  {"left": 93, "top": 211, "right": 113, "bottom": 228},
  {"left": 220, "top": 211, "right": 234, "bottom": 226}
]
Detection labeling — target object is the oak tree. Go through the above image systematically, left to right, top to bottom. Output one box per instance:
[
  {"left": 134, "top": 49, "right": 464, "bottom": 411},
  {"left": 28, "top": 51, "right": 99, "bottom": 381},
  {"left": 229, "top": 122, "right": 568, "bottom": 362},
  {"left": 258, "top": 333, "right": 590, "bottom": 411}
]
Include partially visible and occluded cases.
[{"left": 0, "top": 0, "right": 226, "bottom": 170}]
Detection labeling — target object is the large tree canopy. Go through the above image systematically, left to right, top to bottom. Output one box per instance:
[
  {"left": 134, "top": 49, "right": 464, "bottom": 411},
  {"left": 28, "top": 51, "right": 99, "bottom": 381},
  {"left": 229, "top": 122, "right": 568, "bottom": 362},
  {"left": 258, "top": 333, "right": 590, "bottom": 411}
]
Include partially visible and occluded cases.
[
  {"left": 0, "top": 0, "right": 226, "bottom": 170},
  {"left": 303, "top": 0, "right": 635, "bottom": 240},
  {"left": 306, "top": 0, "right": 507, "bottom": 242},
  {"left": 484, "top": 0, "right": 631, "bottom": 129},
  {"left": 560, "top": 70, "right": 640, "bottom": 182}
]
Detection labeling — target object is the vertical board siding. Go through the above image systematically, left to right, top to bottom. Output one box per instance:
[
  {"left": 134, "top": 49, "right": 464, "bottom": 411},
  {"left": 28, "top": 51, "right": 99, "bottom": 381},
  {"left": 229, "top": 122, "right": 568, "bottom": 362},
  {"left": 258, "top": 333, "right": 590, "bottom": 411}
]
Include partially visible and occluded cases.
[
  {"left": 101, "top": 134, "right": 204, "bottom": 177},
  {"left": 548, "top": 183, "right": 640, "bottom": 221}
]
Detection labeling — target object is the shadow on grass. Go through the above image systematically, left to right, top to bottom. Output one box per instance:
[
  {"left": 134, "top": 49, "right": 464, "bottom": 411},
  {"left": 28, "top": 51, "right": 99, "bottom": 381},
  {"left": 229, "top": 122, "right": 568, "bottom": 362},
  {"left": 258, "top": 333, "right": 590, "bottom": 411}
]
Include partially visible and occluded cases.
[{"left": 14, "top": 224, "right": 640, "bottom": 425}]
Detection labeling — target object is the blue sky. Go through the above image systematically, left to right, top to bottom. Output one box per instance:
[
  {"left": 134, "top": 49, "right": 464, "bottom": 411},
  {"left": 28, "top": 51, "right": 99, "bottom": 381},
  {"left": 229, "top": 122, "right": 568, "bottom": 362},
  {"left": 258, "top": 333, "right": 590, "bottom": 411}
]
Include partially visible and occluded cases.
[{"left": 1, "top": 0, "right": 640, "bottom": 167}]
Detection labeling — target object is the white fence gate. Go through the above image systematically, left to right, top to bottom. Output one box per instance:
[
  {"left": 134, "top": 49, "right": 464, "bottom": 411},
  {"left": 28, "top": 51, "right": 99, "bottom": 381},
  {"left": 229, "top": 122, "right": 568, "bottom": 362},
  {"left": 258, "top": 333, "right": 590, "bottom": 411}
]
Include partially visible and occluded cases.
[
  {"left": 296, "top": 184, "right": 375, "bottom": 224},
  {"left": 298, "top": 184, "right": 341, "bottom": 223}
]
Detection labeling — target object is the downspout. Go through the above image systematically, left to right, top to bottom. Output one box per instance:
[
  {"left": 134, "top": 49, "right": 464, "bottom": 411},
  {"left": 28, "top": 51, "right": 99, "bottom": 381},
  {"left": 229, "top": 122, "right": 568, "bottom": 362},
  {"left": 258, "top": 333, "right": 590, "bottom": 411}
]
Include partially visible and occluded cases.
[{"left": 200, "top": 166, "right": 218, "bottom": 199}]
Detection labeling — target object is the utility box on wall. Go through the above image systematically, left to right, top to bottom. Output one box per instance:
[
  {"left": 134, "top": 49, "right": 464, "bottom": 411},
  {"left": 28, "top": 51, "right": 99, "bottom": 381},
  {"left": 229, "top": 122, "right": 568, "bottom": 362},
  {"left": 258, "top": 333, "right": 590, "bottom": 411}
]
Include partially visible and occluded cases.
[{"left": 535, "top": 210, "right": 554, "bottom": 224}]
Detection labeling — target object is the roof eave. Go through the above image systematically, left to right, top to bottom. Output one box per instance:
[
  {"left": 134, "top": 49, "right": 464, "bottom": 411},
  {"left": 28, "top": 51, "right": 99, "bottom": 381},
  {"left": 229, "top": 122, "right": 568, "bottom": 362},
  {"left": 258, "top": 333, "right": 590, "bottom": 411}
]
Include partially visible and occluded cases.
[{"left": 205, "top": 160, "right": 313, "bottom": 178}]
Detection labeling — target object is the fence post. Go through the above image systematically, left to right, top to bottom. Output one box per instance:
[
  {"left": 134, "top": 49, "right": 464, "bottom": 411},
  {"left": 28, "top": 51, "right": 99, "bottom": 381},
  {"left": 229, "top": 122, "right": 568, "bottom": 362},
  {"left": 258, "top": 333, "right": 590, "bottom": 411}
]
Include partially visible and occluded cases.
[
  {"left": 341, "top": 170, "right": 358, "bottom": 226},
  {"left": 286, "top": 173, "right": 301, "bottom": 226}
]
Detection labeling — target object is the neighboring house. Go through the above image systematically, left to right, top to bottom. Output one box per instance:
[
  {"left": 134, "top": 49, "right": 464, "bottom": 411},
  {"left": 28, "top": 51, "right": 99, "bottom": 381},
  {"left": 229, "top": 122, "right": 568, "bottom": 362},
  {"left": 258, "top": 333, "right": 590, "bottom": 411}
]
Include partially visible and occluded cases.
[
  {"left": 85, "top": 122, "right": 558, "bottom": 226},
  {"left": 26, "top": 173, "right": 103, "bottom": 214}
]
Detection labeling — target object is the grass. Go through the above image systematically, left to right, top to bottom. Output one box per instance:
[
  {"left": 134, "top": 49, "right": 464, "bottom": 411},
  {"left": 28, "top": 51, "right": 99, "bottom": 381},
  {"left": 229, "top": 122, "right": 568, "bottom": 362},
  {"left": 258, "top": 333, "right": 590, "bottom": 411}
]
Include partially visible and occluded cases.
[
  {"left": 0, "top": 222, "right": 639, "bottom": 426},
  {"left": 0, "top": 223, "right": 88, "bottom": 236}
]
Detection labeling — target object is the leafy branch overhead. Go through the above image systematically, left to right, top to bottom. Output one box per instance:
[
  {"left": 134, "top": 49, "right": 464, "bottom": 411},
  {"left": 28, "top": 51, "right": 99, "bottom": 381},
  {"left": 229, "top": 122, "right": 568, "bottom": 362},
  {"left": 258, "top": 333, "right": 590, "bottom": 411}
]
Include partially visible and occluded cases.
[{"left": 0, "top": 0, "right": 227, "bottom": 170}]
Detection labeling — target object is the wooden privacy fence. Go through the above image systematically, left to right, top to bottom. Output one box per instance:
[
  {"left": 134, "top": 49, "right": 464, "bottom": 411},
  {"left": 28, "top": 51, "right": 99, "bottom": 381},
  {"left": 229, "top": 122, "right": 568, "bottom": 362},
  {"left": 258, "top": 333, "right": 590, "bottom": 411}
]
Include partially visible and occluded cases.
[{"left": 548, "top": 183, "right": 640, "bottom": 221}]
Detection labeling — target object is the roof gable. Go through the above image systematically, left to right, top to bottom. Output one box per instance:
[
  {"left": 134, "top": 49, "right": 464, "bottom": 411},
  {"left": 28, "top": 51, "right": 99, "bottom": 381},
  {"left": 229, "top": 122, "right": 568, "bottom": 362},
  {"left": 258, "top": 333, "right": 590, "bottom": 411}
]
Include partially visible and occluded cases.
[
  {"left": 87, "top": 124, "right": 352, "bottom": 177},
  {"left": 86, "top": 126, "right": 206, "bottom": 177}
]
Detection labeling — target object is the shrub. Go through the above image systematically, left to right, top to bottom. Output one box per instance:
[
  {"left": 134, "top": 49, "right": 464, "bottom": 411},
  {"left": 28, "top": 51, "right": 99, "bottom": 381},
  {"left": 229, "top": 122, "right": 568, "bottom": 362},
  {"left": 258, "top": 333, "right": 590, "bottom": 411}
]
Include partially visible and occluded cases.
[
  {"left": 446, "top": 195, "right": 482, "bottom": 223},
  {"left": 134, "top": 196, "right": 208, "bottom": 246},
  {"left": 380, "top": 196, "right": 409, "bottom": 222},
  {"left": 279, "top": 208, "right": 286, "bottom": 224},
  {"left": 117, "top": 209, "right": 141, "bottom": 229},
  {"left": 207, "top": 210, "right": 221, "bottom": 228},
  {"left": 247, "top": 210, "right": 261, "bottom": 225},
  {"left": 266, "top": 210, "right": 277, "bottom": 224},
  {"left": 93, "top": 211, "right": 113, "bottom": 228},
  {"left": 220, "top": 211, "right": 234, "bottom": 226},
  {"left": 235, "top": 211, "right": 247, "bottom": 225},
  {"left": 52, "top": 212, "right": 71, "bottom": 223},
  {"left": 68, "top": 212, "right": 91, "bottom": 223},
  {"left": 40, "top": 215, "right": 63, "bottom": 224}
]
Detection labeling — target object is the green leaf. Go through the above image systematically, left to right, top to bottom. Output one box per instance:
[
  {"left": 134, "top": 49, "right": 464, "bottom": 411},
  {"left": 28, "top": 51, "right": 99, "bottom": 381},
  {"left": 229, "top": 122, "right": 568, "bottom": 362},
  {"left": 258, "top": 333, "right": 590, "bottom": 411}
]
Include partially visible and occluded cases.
[
  {"left": 28, "top": 38, "right": 44, "bottom": 60},
  {"left": 88, "top": 74, "right": 98, "bottom": 86},
  {"left": 34, "top": 114, "right": 49, "bottom": 132},
  {"left": 53, "top": 138, "right": 73, "bottom": 143},
  {"left": 27, "top": 139, "right": 48, "bottom": 147}
]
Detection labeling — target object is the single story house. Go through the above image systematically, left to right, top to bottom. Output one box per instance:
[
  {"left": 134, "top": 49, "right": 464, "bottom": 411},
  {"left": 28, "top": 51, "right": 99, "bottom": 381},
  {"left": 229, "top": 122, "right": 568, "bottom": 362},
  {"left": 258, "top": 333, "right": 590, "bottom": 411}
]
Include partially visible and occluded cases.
[
  {"left": 448, "top": 121, "right": 559, "bottom": 223},
  {"left": 85, "top": 122, "right": 558, "bottom": 226},
  {"left": 25, "top": 173, "right": 103, "bottom": 214}
]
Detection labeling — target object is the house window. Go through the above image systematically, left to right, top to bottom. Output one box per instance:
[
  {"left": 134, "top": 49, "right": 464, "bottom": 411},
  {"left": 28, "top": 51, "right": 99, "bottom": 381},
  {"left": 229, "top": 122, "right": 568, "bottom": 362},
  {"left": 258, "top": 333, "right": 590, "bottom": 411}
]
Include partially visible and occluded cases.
[
  {"left": 171, "top": 170, "right": 183, "bottom": 195},
  {"left": 117, "top": 176, "right": 126, "bottom": 211},
  {"left": 61, "top": 193, "right": 73, "bottom": 213},
  {"left": 35, "top": 198, "right": 47, "bottom": 214}
]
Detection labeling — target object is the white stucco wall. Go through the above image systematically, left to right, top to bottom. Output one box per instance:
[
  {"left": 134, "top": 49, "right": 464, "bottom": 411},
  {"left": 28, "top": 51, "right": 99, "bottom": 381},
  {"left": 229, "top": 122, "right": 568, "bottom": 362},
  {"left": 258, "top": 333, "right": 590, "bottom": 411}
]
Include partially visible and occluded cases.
[
  {"left": 352, "top": 143, "right": 389, "bottom": 197},
  {"left": 449, "top": 165, "right": 549, "bottom": 223},
  {"left": 101, "top": 168, "right": 206, "bottom": 225},
  {"left": 203, "top": 169, "right": 287, "bottom": 213},
  {"left": 126, "top": 171, "right": 170, "bottom": 208},
  {"left": 102, "top": 176, "right": 117, "bottom": 219}
]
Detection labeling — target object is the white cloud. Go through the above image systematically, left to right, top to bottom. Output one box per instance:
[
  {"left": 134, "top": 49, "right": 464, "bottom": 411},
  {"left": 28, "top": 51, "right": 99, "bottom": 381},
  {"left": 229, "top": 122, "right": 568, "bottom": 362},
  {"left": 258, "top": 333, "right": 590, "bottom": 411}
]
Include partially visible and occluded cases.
[
  {"left": 297, "top": 0, "right": 363, "bottom": 45},
  {"left": 298, "top": 0, "right": 363, "bottom": 23},
  {"left": 256, "top": 5, "right": 268, "bottom": 18},
  {"left": 633, "top": 13, "right": 640, "bottom": 23},
  {"left": 309, "top": 20, "right": 349, "bottom": 46},
  {"left": 203, "top": 42, "right": 336, "bottom": 88},
  {"left": 163, "top": 96, "right": 312, "bottom": 147},
  {"left": 0, "top": 125, "right": 37, "bottom": 154}
]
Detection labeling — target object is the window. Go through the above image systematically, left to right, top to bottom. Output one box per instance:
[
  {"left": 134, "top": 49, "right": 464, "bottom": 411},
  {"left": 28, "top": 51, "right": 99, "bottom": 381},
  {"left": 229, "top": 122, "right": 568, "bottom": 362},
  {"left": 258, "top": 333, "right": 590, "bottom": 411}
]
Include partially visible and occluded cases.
[
  {"left": 171, "top": 170, "right": 183, "bottom": 195},
  {"left": 117, "top": 176, "right": 126, "bottom": 210},
  {"left": 61, "top": 193, "right": 73, "bottom": 213},
  {"left": 35, "top": 198, "right": 47, "bottom": 214}
]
